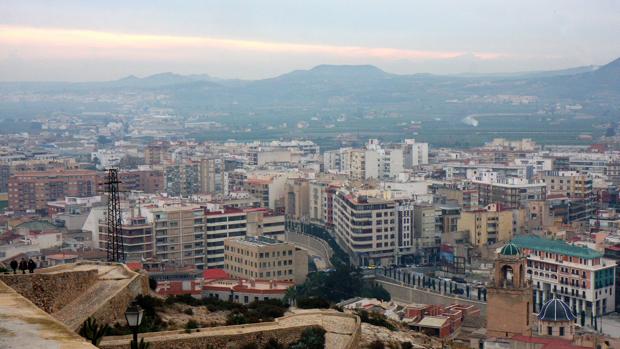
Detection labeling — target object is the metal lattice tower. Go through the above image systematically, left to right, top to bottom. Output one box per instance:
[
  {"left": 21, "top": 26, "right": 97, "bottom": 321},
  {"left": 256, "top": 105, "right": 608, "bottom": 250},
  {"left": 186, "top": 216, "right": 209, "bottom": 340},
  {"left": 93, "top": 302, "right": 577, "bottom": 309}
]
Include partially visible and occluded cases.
[{"left": 104, "top": 168, "right": 124, "bottom": 262}]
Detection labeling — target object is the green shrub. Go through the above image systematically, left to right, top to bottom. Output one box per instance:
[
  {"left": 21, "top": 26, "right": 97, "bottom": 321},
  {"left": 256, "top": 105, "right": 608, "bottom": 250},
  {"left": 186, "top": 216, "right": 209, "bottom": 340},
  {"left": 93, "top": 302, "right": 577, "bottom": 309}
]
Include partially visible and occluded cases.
[
  {"left": 166, "top": 294, "right": 202, "bottom": 307},
  {"left": 296, "top": 297, "right": 330, "bottom": 309},
  {"left": 357, "top": 310, "right": 396, "bottom": 331},
  {"left": 79, "top": 317, "right": 109, "bottom": 346},
  {"left": 185, "top": 319, "right": 199, "bottom": 330},
  {"left": 288, "top": 327, "right": 326, "bottom": 349},
  {"left": 263, "top": 338, "right": 284, "bottom": 349},
  {"left": 368, "top": 340, "right": 385, "bottom": 349}
]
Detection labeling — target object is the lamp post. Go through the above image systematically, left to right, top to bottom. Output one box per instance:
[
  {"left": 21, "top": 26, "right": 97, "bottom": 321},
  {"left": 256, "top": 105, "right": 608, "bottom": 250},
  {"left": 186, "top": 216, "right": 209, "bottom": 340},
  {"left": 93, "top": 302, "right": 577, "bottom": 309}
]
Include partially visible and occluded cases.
[{"left": 125, "top": 302, "right": 144, "bottom": 345}]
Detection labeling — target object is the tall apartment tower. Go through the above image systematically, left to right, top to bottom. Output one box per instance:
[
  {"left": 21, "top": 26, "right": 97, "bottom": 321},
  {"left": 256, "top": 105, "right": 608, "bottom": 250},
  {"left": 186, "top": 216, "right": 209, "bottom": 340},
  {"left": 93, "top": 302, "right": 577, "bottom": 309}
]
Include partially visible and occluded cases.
[{"left": 486, "top": 242, "right": 532, "bottom": 338}]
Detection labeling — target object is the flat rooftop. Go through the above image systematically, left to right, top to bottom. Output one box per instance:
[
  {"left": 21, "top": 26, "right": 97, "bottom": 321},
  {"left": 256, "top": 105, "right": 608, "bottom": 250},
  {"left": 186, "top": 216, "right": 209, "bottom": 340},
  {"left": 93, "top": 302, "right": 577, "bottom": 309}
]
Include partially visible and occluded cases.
[
  {"left": 229, "top": 235, "right": 286, "bottom": 247},
  {"left": 204, "top": 278, "right": 293, "bottom": 292}
]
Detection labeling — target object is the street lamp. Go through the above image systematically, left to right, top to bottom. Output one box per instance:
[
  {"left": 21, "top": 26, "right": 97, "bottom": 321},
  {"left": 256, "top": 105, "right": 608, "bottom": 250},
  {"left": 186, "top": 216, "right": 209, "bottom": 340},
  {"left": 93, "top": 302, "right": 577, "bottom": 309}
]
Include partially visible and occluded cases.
[{"left": 125, "top": 302, "right": 144, "bottom": 344}]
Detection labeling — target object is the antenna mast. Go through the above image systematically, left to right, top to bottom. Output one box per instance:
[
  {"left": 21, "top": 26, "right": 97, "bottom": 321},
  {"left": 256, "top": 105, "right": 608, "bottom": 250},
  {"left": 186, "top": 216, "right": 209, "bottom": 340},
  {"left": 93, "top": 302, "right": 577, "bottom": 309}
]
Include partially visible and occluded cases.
[{"left": 104, "top": 168, "right": 124, "bottom": 262}]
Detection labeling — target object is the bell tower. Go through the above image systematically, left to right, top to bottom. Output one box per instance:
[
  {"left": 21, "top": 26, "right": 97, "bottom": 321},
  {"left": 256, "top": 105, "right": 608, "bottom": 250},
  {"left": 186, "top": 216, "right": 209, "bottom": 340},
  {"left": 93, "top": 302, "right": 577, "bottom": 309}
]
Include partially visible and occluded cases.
[{"left": 487, "top": 242, "right": 532, "bottom": 338}]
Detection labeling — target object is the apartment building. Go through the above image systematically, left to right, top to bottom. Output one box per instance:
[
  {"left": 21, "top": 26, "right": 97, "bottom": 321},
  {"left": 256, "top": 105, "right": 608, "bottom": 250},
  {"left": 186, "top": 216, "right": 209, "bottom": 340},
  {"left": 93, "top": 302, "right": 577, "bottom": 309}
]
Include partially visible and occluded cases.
[
  {"left": 402, "top": 139, "right": 429, "bottom": 167},
  {"left": 144, "top": 141, "right": 171, "bottom": 166},
  {"left": 345, "top": 145, "right": 404, "bottom": 180},
  {"left": 323, "top": 148, "right": 350, "bottom": 173},
  {"left": 0, "top": 157, "right": 78, "bottom": 193},
  {"left": 199, "top": 158, "right": 224, "bottom": 194},
  {"left": 164, "top": 163, "right": 200, "bottom": 197},
  {"left": 8, "top": 169, "right": 100, "bottom": 213},
  {"left": 118, "top": 169, "right": 164, "bottom": 193},
  {"left": 540, "top": 171, "right": 595, "bottom": 221},
  {"left": 541, "top": 171, "right": 594, "bottom": 200},
  {"left": 244, "top": 173, "right": 288, "bottom": 210},
  {"left": 284, "top": 177, "right": 310, "bottom": 221},
  {"left": 469, "top": 177, "right": 546, "bottom": 209},
  {"left": 308, "top": 180, "right": 340, "bottom": 227},
  {"left": 333, "top": 191, "right": 399, "bottom": 266},
  {"left": 395, "top": 200, "right": 415, "bottom": 261},
  {"left": 413, "top": 204, "right": 439, "bottom": 262},
  {"left": 457, "top": 204, "right": 514, "bottom": 246},
  {"left": 149, "top": 205, "right": 206, "bottom": 268},
  {"left": 245, "top": 207, "right": 286, "bottom": 241},
  {"left": 205, "top": 208, "right": 247, "bottom": 269},
  {"left": 98, "top": 216, "right": 153, "bottom": 262},
  {"left": 513, "top": 235, "right": 616, "bottom": 318},
  {"left": 224, "top": 236, "right": 308, "bottom": 284}
]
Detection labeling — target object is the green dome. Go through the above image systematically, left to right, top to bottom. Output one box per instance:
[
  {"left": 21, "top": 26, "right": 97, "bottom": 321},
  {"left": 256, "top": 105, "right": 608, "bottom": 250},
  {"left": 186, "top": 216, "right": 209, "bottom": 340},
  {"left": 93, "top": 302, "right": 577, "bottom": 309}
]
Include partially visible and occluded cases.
[{"left": 500, "top": 242, "right": 520, "bottom": 256}]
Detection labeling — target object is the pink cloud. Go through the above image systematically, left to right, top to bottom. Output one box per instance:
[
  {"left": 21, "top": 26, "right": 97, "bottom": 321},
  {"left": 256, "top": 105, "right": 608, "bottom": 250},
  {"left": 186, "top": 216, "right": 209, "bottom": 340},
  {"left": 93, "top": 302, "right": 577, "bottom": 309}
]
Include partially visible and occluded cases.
[{"left": 0, "top": 25, "right": 505, "bottom": 62}]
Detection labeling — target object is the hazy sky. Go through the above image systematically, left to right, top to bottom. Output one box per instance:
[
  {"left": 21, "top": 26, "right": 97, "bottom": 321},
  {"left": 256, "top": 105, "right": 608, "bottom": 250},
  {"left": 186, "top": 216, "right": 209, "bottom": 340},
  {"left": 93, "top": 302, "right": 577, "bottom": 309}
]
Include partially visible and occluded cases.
[{"left": 1, "top": 0, "right": 619, "bottom": 81}]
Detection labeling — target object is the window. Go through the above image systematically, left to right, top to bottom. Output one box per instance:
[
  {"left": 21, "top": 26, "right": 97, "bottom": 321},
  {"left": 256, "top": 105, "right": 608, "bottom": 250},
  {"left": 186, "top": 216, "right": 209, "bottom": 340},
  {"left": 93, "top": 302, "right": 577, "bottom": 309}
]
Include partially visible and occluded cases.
[
  {"left": 547, "top": 327, "right": 552, "bottom": 336},
  {"left": 559, "top": 327, "right": 564, "bottom": 336}
]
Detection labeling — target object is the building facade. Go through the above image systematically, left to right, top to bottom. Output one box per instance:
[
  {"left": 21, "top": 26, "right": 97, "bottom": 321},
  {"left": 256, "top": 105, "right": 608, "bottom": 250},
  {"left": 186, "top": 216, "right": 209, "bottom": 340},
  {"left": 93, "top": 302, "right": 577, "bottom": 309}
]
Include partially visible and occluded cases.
[{"left": 224, "top": 236, "right": 308, "bottom": 284}]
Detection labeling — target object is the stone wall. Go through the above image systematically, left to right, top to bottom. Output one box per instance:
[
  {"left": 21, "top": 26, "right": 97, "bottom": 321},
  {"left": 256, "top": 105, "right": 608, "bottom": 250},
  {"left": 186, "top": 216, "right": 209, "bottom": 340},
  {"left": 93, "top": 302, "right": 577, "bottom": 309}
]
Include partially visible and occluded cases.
[
  {"left": 286, "top": 230, "right": 334, "bottom": 268},
  {"left": 0, "top": 269, "right": 98, "bottom": 313},
  {"left": 87, "top": 269, "right": 148, "bottom": 330},
  {"left": 376, "top": 278, "right": 488, "bottom": 315},
  {"left": 100, "top": 310, "right": 361, "bottom": 349},
  {"left": 100, "top": 325, "right": 316, "bottom": 349}
]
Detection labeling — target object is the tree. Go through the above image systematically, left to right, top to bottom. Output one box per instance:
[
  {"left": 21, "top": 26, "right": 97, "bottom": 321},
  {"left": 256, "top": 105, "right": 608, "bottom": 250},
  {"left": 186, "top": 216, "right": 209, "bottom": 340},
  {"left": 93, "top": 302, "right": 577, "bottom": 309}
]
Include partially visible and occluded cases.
[
  {"left": 148, "top": 277, "right": 157, "bottom": 291},
  {"left": 361, "top": 284, "right": 391, "bottom": 302},
  {"left": 283, "top": 286, "right": 297, "bottom": 305},
  {"left": 296, "top": 297, "right": 330, "bottom": 309},
  {"left": 79, "top": 317, "right": 109, "bottom": 346},
  {"left": 185, "top": 319, "right": 199, "bottom": 330},
  {"left": 289, "top": 327, "right": 326, "bottom": 349}
]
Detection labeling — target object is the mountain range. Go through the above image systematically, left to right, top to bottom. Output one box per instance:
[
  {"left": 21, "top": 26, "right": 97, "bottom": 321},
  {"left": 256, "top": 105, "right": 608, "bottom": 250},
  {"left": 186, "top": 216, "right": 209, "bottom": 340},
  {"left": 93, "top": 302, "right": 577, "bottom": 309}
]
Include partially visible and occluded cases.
[{"left": 1, "top": 57, "right": 620, "bottom": 114}]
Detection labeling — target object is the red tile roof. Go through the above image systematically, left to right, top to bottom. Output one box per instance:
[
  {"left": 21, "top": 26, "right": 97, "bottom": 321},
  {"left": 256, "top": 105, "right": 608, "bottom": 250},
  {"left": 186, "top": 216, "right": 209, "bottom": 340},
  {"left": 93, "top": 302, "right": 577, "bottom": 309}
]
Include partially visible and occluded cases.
[
  {"left": 126, "top": 261, "right": 143, "bottom": 271},
  {"left": 203, "top": 269, "right": 229, "bottom": 280},
  {"left": 511, "top": 335, "right": 590, "bottom": 349}
]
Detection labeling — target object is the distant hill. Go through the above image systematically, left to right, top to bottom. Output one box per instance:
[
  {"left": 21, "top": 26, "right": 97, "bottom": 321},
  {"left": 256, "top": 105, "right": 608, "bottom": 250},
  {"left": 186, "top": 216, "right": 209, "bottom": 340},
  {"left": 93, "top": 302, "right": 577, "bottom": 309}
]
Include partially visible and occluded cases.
[{"left": 1, "top": 57, "right": 619, "bottom": 108}]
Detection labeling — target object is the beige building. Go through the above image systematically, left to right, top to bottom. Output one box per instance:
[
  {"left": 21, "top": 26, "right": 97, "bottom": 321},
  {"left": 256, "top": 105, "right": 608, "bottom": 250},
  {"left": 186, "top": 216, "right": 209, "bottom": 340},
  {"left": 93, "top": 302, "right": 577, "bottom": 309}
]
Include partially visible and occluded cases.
[
  {"left": 348, "top": 149, "right": 367, "bottom": 180},
  {"left": 199, "top": 158, "right": 223, "bottom": 194},
  {"left": 244, "top": 173, "right": 288, "bottom": 210},
  {"left": 284, "top": 178, "right": 310, "bottom": 221},
  {"left": 333, "top": 191, "right": 398, "bottom": 266},
  {"left": 457, "top": 203, "right": 515, "bottom": 247},
  {"left": 149, "top": 205, "right": 206, "bottom": 268},
  {"left": 245, "top": 207, "right": 286, "bottom": 241},
  {"left": 224, "top": 236, "right": 308, "bottom": 285}
]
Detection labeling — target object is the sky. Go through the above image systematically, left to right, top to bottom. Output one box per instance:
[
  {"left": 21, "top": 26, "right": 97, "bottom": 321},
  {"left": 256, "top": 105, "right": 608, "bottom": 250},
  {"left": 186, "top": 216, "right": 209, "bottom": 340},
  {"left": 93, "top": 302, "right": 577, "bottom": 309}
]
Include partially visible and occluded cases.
[{"left": 1, "top": 0, "right": 619, "bottom": 81}]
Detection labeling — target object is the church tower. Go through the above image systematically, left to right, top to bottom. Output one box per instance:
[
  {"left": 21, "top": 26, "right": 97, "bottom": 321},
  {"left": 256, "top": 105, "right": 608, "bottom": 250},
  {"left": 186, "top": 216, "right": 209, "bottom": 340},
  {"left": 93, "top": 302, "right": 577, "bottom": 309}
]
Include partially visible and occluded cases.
[{"left": 486, "top": 241, "right": 532, "bottom": 338}]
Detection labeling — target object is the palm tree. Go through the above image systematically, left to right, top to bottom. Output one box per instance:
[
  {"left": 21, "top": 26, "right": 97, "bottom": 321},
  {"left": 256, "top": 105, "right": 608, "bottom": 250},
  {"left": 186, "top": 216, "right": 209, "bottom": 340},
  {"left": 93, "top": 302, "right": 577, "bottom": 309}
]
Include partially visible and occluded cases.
[
  {"left": 284, "top": 286, "right": 297, "bottom": 306},
  {"left": 79, "top": 318, "right": 109, "bottom": 346},
  {"left": 131, "top": 338, "right": 150, "bottom": 349}
]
